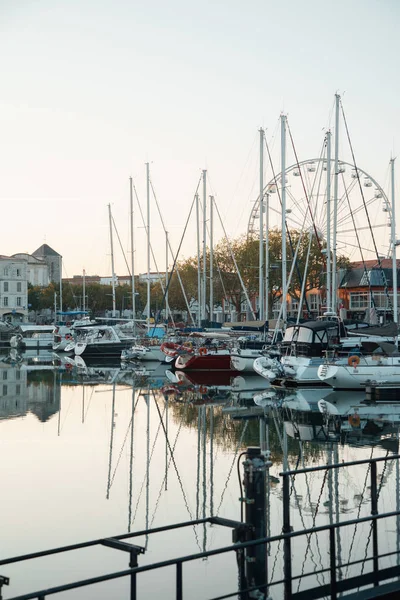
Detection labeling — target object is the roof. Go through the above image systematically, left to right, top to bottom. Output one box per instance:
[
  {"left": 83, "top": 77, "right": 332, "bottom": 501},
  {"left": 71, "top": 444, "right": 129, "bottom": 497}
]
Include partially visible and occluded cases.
[
  {"left": 32, "top": 244, "right": 61, "bottom": 258},
  {"left": 340, "top": 266, "right": 399, "bottom": 288},
  {"left": 286, "top": 320, "right": 338, "bottom": 332}
]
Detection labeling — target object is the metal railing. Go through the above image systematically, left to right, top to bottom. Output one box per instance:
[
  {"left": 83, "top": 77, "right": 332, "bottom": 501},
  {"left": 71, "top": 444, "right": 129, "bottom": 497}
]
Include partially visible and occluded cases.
[{"left": 1, "top": 455, "right": 400, "bottom": 599}]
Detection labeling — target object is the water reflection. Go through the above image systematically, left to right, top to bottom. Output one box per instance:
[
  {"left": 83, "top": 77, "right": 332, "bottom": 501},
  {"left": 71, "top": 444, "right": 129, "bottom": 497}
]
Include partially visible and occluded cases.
[{"left": 1, "top": 352, "right": 400, "bottom": 598}]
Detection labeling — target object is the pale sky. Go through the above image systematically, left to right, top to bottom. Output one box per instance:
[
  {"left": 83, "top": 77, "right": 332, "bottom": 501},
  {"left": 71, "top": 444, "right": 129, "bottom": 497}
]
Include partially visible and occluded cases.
[{"left": 1, "top": 0, "right": 399, "bottom": 279}]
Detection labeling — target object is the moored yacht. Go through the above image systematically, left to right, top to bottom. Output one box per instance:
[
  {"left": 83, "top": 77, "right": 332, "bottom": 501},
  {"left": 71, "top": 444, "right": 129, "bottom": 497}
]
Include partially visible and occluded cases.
[
  {"left": 10, "top": 324, "right": 55, "bottom": 351},
  {"left": 73, "top": 325, "right": 135, "bottom": 358},
  {"left": 317, "top": 342, "right": 400, "bottom": 389}
]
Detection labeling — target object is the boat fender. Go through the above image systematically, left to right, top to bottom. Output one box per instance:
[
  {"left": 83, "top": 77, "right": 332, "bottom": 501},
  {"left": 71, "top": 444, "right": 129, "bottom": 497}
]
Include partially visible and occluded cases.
[
  {"left": 348, "top": 355, "right": 360, "bottom": 367},
  {"left": 348, "top": 413, "right": 361, "bottom": 428}
]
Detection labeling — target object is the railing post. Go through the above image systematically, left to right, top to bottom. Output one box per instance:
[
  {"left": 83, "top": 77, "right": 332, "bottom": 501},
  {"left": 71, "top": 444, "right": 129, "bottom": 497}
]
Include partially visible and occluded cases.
[
  {"left": 370, "top": 460, "right": 379, "bottom": 587},
  {"left": 282, "top": 472, "right": 292, "bottom": 600},
  {"left": 329, "top": 527, "right": 337, "bottom": 600},
  {"left": 176, "top": 562, "right": 183, "bottom": 600}
]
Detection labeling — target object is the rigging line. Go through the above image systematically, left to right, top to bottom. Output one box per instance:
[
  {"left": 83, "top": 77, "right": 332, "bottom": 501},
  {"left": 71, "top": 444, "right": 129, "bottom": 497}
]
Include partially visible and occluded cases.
[
  {"left": 340, "top": 99, "right": 393, "bottom": 311},
  {"left": 287, "top": 122, "right": 326, "bottom": 256},
  {"left": 263, "top": 133, "right": 312, "bottom": 315},
  {"left": 314, "top": 152, "right": 327, "bottom": 229},
  {"left": 341, "top": 171, "right": 377, "bottom": 307},
  {"left": 151, "top": 177, "right": 202, "bottom": 331},
  {"left": 150, "top": 178, "right": 199, "bottom": 324},
  {"left": 131, "top": 181, "right": 166, "bottom": 295},
  {"left": 213, "top": 200, "right": 256, "bottom": 319},
  {"left": 111, "top": 214, "right": 131, "bottom": 277},
  {"left": 205, "top": 215, "right": 230, "bottom": 313},
  {"left": 84, "top": 387, "right": 96, "bottom": 420},
  {"left": 152, "top": 392, "right": 197, "bottom": 522},
  {"left": 151, "top": 393, "right": 202, "bottom": 551},
  {"left": 59, "top": 394, "right": 74, "bottom": 434},
  {"left": 109, "top": 395, "right": 141, "bottom": 489},
  {"left": 131, "top": 400, "right": 166, "bottom": 526},
  {"left": 148, "top": 404, "right": 202, "bottom": 551},
  {"left": 109, "top": 417, "right": 132, "bottom": 488},
  {"left": 215, "top": 420, "right": 249, "bottom": 516},
  {"left": 359, "top": 450, "right": 391, "bottom": 582},
  {"left": 271, "top": 452, "right": 302, "bottom": 585},
  {"left": 345, "top": 453, "right": 373, "bottom": 577},
  {"left": 297, "top": 465, "right": 328, "bottom": 591}
]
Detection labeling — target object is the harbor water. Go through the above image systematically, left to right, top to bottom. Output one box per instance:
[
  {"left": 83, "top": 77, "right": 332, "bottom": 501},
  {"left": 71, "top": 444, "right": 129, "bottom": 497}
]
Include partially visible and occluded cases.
[{"left": 1, "top": 351, "right": 399, "bottom": 599}]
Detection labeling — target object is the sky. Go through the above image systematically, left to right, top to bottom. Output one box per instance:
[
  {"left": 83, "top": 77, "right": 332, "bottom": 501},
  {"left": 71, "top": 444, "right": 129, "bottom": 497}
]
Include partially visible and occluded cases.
[{"left": 1, "top": 0, "right": 399, "bottom": 279}]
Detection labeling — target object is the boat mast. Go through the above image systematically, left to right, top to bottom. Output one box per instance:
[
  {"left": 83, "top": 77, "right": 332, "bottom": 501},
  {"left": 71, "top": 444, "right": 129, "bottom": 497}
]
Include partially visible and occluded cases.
[
  {"left": 332, "top": 93, "right": 340, "bottom": 313},
  {"left": 281, "top": 115, "right": 287, "bottom": 324},
  {"left": 259, "top": 127, "right": 264, "bottom": 321},
  {"left": 326, "top": 130, "right": 332, "bottom": 312},
  {"left": 391, "top": 158, "right": 398, "bottom": 326},
  {"left": 146, "top": 162, "right": 151, "bottom": 325},
  {"left": 202, "top": 170, "right": 207, "bottom": 323},
  {"left": 129, "top": 177, "right": 136, "bottom": 332},
  {"left": 265, "top": 189, "right": 270, "bottom": 324},
  {"left": 196, "top": 193, "right": 201, "bottom": 327},
  {"left": 210, "top": 196, "right": 214, "bottom": 323},
  {"left": 108, "top": 204, "right": 116, "bottom": 317},
  {"left": 165, "top": 231, "right": 169, "bottom": 325},
  {"left": 59, "top": 255, "right": 63, "bottom": 320},
  {"left": 82, "top": 269, "right": 86, "bottom": 313}
]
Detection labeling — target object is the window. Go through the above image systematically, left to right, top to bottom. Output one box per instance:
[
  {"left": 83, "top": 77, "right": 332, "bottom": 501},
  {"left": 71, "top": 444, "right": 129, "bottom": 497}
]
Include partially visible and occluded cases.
[
  {"left": 3, "top": 267, "right": 9, "bottom": 276},
  {"left": 16, "top": 269, "right": 21, "bottom": 276},
  {"left": 3, "top": 282, "right": 8, "bottom": 292},
  {"left": 17, "top": 282, "right": 21, "bottom": 292},
  {"left": 350, "top": 292, "right": 370, "bottom": 310},
  {"left": 309, "top": 294, "right": 319, "bottom": 311},
  {"left": 3, "top": 297, "right": 8, "bottom": 307},
  {"left": 17, "top": 297, "right": 21, "bottom": 307},
  {"left": 2, "top": 371, "right": 7, "bottom": 380},
  {"left": 16, "top": 371, "right": 20, "bottom": 381},
  {"left": 16, "top": 384, "right": 20, "bottom": 396},
  {"left": 2, "top": 385, "right": 7, "bottom": 396}
]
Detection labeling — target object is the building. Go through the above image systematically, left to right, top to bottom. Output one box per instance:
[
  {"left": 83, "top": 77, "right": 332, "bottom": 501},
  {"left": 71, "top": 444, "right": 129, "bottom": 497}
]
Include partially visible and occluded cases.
[
  {"left": 32, "top": 244, "right": 62, "bottom": 284},
  {"left": 12, "top": 253, "right": 49, "bottom": 287},
  {"left": 0, "top": 255, "right": 29, "bottom": 322},
  {"left": 338, "top": 258, "right": 400, "bottom": 322}
]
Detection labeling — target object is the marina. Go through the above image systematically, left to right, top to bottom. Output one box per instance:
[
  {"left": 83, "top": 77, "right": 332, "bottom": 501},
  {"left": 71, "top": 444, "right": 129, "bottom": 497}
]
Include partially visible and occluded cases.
[
  {"left": 1, "top": 3, "right": 400, "bottom": 597},
  {"left": 1, "top": 349, "right": 400, "bottom": 598}
]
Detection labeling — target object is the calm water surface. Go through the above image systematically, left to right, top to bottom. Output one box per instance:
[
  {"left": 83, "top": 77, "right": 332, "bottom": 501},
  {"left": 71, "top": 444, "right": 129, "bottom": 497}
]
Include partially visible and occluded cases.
[{"left": 0, "top": 352, "right": 399, "bottom": 599}]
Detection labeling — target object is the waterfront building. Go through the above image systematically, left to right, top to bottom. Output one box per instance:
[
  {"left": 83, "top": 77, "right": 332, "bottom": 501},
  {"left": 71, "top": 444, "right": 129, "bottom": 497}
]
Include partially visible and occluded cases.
[
  {"left": 32, "top": 244, "right": 62, "bottom": 284},
  {"left": 12, "top": 252, "right": 49, "bottom": 287},
  {"left": 0, "top": 255, "right": 28, "bottom": 323}
]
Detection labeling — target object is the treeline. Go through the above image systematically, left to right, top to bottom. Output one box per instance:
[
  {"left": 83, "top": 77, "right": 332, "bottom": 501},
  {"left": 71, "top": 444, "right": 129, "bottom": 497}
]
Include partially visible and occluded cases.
[{"left": 28, "top": 230, "right": 349, "bottom": 315}]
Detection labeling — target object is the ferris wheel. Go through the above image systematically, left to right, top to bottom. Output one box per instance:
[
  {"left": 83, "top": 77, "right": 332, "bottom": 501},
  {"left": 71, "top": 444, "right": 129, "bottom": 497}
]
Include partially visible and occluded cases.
[{"left": 247, "top": 158, "right": 390, "bottom": 262}]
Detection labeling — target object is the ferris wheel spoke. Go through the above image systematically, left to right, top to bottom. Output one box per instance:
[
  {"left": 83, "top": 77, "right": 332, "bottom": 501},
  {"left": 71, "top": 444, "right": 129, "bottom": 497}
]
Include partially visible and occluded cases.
[{"left": 248, "top": 157, "right": 389, "bottom": 265}]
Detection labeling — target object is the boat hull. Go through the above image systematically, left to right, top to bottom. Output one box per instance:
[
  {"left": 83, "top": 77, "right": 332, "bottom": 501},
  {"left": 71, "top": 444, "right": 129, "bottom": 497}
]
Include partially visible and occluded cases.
[
  {"left": 75, "top": 341, "right": 133, "bottom": 358},
  {"left": 175, "top": 352, "right": 236, "bottom": 372}
]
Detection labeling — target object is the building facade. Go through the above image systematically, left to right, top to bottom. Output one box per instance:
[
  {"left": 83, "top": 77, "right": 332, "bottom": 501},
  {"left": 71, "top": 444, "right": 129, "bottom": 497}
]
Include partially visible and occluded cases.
[
  {"left": 32, "top": 244, "right": 62, "bottom": 283},
  {"left": 12, "top": 253, "right": 49, "bottom": 287},
  {"left": 0, "top": 256, "right": 28, "bottom": 322}
]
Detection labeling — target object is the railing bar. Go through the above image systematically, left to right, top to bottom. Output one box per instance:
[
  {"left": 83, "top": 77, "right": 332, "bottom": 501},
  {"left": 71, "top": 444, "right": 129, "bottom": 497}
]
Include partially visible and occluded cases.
[
  {"left": 280, "top": 453, "right": 400, "bottom": 476},
  {"left": 3, "top": 507, "right": 400, "bottom": 580},
  {"left": 0, "top": 511, "right": 400, "bottom": 565},
  {"left": 5, "top": 512, "right": 400, "bottom": 600},
  {"left": 0, "top": 518, "right": 214, "bottom": 566},
  {"left": 329, "top": 528, "right": 337, "bottom": 600},
  {"left": 279, "top": 548, "right": 400, "bottom": 586},
  {"left": 176, "top": 562, "right": 182, "bottom": 600}
]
